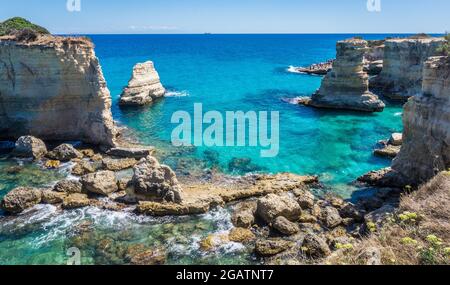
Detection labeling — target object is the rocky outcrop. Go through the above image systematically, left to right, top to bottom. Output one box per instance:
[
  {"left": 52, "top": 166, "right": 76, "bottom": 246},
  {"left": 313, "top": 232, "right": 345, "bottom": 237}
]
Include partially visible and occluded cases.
[
  {"left": 0, "top": 35, "right": 116, "bottom": 147},
  {"left": 371, "top": 37, "right": 445, "bottom": 100},
  {"left": 302, "top": 39, "right": 385, "bottom": 112},
  {"left": 390, "top": 56, "right": 450, "bottom": 186},
  {"left": 119, "top": 61, "right": 165, "bottom": 106},
  {"left": 11, "top": 136, "right": 47, "bottom": 159},
  {"left": 46, "top": 144, "right": 83, "bottom": 162},
  {"left": 128, "top": 156, "right": 184, "bottom": 203},
  {"left": 81, "top": 170, "right": 118, "bottom": 196},
  {"left": 0, "top": 187, "right": 42, "bottom": 213},
  {"left": 256, "top": 193, "right": 302, "bottom": 223}
]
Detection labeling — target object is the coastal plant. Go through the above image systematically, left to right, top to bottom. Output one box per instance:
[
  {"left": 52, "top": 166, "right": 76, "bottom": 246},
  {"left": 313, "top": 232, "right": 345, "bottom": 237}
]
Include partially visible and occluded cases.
[{"left": 436, "top": 33, "right": 450, "bottom": 56}]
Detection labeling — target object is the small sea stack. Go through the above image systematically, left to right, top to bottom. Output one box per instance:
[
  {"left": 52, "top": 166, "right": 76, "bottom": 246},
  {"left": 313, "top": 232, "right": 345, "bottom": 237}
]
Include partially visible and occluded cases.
[
  {"left": 300, "top": 38, "right": 385, "bottom": 112},
  {"left": 119, "top": 61, "right": 166, "bottom": 106}
]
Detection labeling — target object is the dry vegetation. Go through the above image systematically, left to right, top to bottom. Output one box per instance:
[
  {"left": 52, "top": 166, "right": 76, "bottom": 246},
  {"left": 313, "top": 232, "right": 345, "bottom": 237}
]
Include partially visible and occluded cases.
[{"left": 329, "top": 172, "right": 450, "bottom": 265}]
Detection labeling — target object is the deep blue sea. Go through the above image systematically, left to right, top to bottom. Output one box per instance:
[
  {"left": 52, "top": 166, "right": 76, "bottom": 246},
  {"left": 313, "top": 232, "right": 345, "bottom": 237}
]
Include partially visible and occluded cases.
[{"left": 0, "top": 34, "right": 407, "bottom": 264}]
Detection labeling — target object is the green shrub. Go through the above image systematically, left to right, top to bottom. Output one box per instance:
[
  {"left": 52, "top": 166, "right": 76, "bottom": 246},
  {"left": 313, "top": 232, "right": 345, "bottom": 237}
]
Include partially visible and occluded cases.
[
  {"left": 0, "top": 17, "right": 49, "bottom": 36},
  {"left": 436, "top": 33, "right": 450, "bottom": 56}
]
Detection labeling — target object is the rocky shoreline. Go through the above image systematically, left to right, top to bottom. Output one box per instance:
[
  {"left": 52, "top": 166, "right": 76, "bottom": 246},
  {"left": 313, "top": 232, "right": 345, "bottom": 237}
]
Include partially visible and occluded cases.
[{"left": 1, "top": 30, "right": 449, "bottom": 265}]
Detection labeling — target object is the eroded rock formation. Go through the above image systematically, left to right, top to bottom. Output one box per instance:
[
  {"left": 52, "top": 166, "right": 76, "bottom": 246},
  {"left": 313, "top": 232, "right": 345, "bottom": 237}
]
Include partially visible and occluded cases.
[
  {"left": 0, "top": 35, "right": 116, "bottom": 147},
  {"left": 371, "top": 37, "right": 445, "bottom": 100},
  {"left": 302, "top": 38, "right": 385, "bottom": 112},
  {"left": 391, "top": 56, "right": 450, "bottom": 185},
  {"left": 119, "top": 61, "right": 166, "bottom": 106}
]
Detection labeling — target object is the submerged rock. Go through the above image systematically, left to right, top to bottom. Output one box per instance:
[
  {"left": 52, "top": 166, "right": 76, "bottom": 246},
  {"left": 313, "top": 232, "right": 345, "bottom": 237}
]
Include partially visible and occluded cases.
[
  {"left": 0, "top": 35, "right": 117, "bottom": 147},
  {"left": 304, "top": 38, "right": 385, "bottom": 112},
  {"left": 119, "top": 61, "right": 166, "bottom": 106},
  {"left": 12, "top": 136, "right": 47, "bottom": 160},
  {"left": 46, "top": 144, "right": 83, "bottom": 162},
  {"left": 130, "top": 156, "right": 183, "bottom": 203},
  {"left": 81, "top": 170, "right": 118, "bottom": 196},
  {"left": 0, "top": 187, "right": 42, "bottom": 213},
  {"left": 272, "top": 216, "right": 300, "bottom": 235}
]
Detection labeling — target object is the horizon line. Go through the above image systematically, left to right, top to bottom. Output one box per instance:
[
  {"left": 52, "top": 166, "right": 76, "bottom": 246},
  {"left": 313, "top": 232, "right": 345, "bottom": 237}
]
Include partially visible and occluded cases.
[{"left": 56, "top": 32, "right": 445, "bottom": 36}]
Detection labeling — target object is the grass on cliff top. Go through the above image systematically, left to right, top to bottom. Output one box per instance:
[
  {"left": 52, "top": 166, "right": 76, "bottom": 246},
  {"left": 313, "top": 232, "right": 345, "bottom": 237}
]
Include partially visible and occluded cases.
[
  {"left": 0, "top": 17, "right": 50, "bottom": 36},
  {"left": 328, "top": 171, "right": 450, "bottom": 265}
]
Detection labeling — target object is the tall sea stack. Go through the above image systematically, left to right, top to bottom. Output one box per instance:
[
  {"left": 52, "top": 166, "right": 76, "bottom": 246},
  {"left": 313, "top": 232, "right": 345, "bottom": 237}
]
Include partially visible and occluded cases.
[
  {"left": 0, "top": 34, "right": 117, "bottom": 147},
  {"left": 307, "top": 38, "right": 385, "bottom": 112},
  {"left": 391, "top": 56, "right": 450, "bottom": 185}
]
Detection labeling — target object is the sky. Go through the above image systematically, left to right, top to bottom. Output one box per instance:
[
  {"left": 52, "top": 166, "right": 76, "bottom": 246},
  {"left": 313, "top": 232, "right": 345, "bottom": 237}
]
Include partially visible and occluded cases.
[{"left": 1, "top": 0, "right": 449, "bottom": 34}]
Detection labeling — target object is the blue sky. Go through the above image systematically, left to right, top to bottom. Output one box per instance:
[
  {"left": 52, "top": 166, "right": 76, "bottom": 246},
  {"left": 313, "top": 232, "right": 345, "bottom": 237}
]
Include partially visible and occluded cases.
[{"left": 1, "top": 0, "right": 449, "bottom": 34}]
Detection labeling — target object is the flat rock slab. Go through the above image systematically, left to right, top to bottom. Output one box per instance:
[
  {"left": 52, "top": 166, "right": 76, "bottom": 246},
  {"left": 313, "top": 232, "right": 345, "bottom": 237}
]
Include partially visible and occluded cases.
[
  {"left": 106, "top": 147, "right": 155, "bottom": 159},
  {"left": 136, "top": 173, "right": 318, "bottom": 216}
]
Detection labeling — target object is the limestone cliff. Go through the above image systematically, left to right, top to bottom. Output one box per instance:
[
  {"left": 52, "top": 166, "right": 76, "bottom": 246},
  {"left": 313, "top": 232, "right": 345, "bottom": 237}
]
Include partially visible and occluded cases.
[
  {"left": 0, "top": 35, "right": 116, "bottom": 147},
  {"left": 371, "top": 37, "right": 445, "bottom": 100},
  {"left": 305, "top": 38, "right": 385, "bottom": 112},
  {"left": 390, "top": 56, "right": 450, "bottom": 185},
  {"left": 119, "top": 61, "right": 165, "bottom": 106}
]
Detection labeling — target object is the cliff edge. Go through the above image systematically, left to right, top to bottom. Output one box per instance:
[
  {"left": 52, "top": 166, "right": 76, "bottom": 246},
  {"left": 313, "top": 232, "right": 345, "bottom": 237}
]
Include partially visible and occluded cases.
[{"left": 0, "top": 34, "right": 117, "bottom": 147}]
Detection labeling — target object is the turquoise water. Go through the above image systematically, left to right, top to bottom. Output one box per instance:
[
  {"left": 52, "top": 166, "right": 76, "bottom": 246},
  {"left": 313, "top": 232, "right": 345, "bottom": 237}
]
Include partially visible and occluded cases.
[
  {"left": 0, "top": 34, "right": 405, "bottom": 264},
  {"left": 97, "top": 34, "right": 404, "bottom": 196}
]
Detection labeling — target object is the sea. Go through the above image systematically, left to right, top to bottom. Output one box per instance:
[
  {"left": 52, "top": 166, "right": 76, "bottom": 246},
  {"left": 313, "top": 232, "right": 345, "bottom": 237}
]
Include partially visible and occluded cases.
[{"left": 0, "top": 34, "right": 408, "bottom": 264}]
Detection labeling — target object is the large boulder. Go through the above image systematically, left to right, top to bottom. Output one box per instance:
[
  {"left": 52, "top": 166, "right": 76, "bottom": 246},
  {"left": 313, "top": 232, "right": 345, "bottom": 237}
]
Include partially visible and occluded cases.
[
  {"left": 119, "top": 61, "right": 166, "bottom": 106},
  {"left": 12, "top": 136, "right": 47, "bottom": 159},
  {"left": 46, "top": 144, "right": 83, "bottom": 162},
  {"left": 130, "top": 156, "right": 183, "bottom": 203},
  {"left": 80, "top": 171, "right": 118, "bottom": 196},
  {"left": 53, "top": 179, "right": 83, "bottom": 194},
  {"left": 1, "top": 187, "right": 42, "bottom": 213},
  {"left": 256, "top": 193, "right": 302, "bottom": 223},
  {"left": 301, "top": 233, "right": 331, "bottom": 258}
]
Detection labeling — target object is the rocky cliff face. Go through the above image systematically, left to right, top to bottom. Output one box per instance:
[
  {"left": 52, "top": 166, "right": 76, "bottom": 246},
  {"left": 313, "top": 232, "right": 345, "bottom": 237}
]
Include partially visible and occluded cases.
[
  {"left": 0, "top": 35, "right": 116, "bottom": 147},
  {"left": 371, "top": 37, "right": 445, "bottom": 100},
  {"left": 307, "top": 39, "right": 385, "bottom": 112},
  {"left": 390, "top": 56, "right": 450, "bottom": 186},
  {"left": 119, "top": 61, "right": 165, "bottom": 106}
]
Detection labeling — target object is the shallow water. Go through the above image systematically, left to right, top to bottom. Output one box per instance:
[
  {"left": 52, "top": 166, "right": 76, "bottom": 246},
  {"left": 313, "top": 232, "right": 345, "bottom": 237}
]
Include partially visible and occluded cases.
[{"left": 0, "top": 34, "right": 406, "bottom": 264}]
